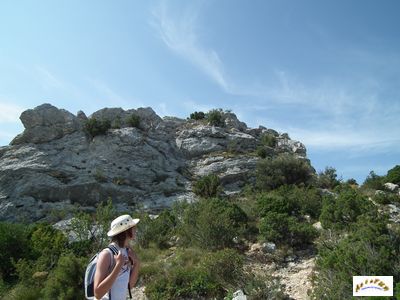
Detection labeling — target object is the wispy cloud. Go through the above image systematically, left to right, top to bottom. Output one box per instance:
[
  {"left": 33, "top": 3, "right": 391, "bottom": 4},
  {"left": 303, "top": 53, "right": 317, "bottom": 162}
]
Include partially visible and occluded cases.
[
  {"left": 151, "top": 1, "right": 235, "bottom": 93},
  {"left": 35, "top": 65, "right": 66, "bottom": 91}
]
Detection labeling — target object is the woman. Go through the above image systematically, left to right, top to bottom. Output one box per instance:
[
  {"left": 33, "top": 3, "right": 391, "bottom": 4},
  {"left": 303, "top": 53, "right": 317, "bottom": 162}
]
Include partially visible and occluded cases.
[{"left": 94, "top": 214, "right": 141, "bottom": 300}]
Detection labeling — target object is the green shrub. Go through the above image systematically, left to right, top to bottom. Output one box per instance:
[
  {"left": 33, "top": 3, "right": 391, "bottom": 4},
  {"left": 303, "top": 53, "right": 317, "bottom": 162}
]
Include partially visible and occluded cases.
[
  {"left": 207, "top": 109, "right": 225, "bottom": 127},
  {"left": 189, "top": 111, "right": 205, "bottom": 120},
  {"left": 126, "top": 113, "right": 140, "bottom": 128},
  {"left": 111, "top": 116, "right": 122, "bottom": 129},
  {"left": 84, "top": 117, "right": 111, "bottom": 137},
  {"left": 260, "top": 133, "right": 277, "bottom": 147},
  {"left": 256, "top": 146, "right": 268, "bottom": 158},
  {"left": 256, "top": 153, "right": 314, "bottom": 191},
  {"left": 387, "top": 165, "right": 400, "bottom": 184},
  {"left": 317, "top": 166, "right": 341, "bottom": 189},
  {"left": 362, "top": 170, "right": 384, "bottom": 190},
  {"left": 193, "top": 174, "right": 221, "bottom": 198},
  {"left": 319, "top": 187, "right": 374, "bottom": 230},
  {"left": 373, "top": 191, "right": 400, "bottom": 205},
  {"left": 256, "top": 192, "right": 299, "bottom": 217},
  {"left": 177, "top": 198, "right": 248, "bottom": 250},
  {"left": 68, "top": 199, "right": 116, "bottom": 256},
  {"left": 136, "top": 210, "right": 176, "bottom": 249},
  {"left": 259, "top": 212, "right": 317, "bottom": 248},
  {"left": 312, "top": 213, "right": 398, "bottom": 300},
  {"left": 0, "top": 222, "right": 31, "bottom": 283},
  {"left": 30, "top": 224, "right": 68, "bottom": 270},
  {"left": 145, "top": 248, "right": 244, "bottom": 300},
  {"left": 199, "top": 249, "right": 244, "bottom": 286},
  {"left": 42, "top": 253, "right": 86, "bottom": 300},
  {"left": 146, "top": 266, "right": 222, "bottom": 300},
  {"left": 242, "top": 273, "right": 287, "bottom": 299},
  {"left": 6, "top": 284, "right": 42, "bottom": 300}
]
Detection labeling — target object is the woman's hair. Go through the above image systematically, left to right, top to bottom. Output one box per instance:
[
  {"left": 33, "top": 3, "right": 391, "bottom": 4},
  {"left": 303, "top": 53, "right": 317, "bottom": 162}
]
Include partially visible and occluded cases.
[{"left": 111, "top": 227, "right": 134, "bottom": 248}]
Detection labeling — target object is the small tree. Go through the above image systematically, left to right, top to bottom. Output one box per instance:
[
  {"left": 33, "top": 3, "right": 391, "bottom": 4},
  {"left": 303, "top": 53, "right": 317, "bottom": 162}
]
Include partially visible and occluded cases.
[
  {"left": 206, "top": 109, "right": 225, "bottom": 127},
  {"left": 189, "top": 111, "right": 205, "bottom": 120},
  {"left": 126, "top": 114, "right": 140, "bottom": 128},
  {"left": 84, "top": 118, "right": 111, "bottom": 137},
  {"left": 260, "top": 133, "right": 277, "bottom": 147},
  {"left": 256, "top": 153, "right": 314, "bottom": 191},
  {"left": 386, "top": 165, "right": 400, "bottom": 184},
  {"left": 317, "top": 167, "right": 341, "bottom": 189},
  {"left": 362, "top": 171, "right": 384, "bottom": 190},
  {"left": 193, "top": 174, "right": 222, "bottom": 198}
]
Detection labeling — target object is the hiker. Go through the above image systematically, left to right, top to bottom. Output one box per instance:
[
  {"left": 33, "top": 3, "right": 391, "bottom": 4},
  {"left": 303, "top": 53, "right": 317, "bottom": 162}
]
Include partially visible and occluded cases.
[{"left": 93, "top": 215, "right": 140, "bottom": 300}]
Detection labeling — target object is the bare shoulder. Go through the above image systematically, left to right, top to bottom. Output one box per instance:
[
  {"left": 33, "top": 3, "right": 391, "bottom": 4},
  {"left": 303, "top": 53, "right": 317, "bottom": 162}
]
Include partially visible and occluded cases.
[{"left": 97, "top": 248, "right": 112, "bottom": 269}]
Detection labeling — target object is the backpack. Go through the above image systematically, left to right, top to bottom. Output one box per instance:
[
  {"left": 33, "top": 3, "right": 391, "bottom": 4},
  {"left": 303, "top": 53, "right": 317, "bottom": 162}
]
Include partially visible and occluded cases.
[
  {"left": 84, "top": 244, "right": 133, "bottom": 300},
  {"left": 85, "top": 244, "right": 118, "bottom": 299}
]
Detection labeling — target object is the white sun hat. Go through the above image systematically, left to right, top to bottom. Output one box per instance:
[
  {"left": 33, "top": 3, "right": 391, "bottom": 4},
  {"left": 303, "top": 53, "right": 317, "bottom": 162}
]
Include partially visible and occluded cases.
[{"left": 107, "top": 214, "right": 140, "bottom": 237}]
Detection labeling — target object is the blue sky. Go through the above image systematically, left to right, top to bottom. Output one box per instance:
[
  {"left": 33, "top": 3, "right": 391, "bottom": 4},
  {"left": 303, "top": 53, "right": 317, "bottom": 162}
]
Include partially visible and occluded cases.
[{"left": 1, "top": 0, "right": 399, "bottom": 184}]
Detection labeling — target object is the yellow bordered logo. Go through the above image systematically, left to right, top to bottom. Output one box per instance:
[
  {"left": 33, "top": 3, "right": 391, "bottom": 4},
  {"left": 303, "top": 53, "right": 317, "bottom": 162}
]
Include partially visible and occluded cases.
[{"left": 353, "top": 276, "right": 393, "bottom": 296}]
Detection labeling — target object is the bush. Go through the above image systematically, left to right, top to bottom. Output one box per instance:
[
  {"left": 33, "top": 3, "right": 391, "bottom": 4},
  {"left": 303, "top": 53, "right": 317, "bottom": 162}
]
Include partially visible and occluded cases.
[
  {"left": 207, "top": 109, "right": 225, "bottom": 127},
  {"left": 189, "top": 111, "right": 205, "bottom": 120},
  {"left": 126, "top": 113, "right": 140, "bottom": 128},
  {"left": 84, "top": 118, "right": 111, "bottom": 137},
  {"left": 260, "top": 133, "right": 277, "bottom": 147},
  {"left": 256, "top": 146, "right": 267, "bottom": 158},
  {"left": 256, "top": 153, "right": 314, "bottom": 191},
  {"left": 387, "top": 165, "right": 400, "bottom": 184},
  {"left": 317, "top": 167, "right": 341, "bottom": 189},
  {"left": 362, "top": 170, "right": 384, "bottom": 190},
  {"left": 193, "top": 174, "right": 221, "bottom": 198},
  {"left": 258, "top": 185, "right": 323, "bottom": 219},
  {"left": 319, "top": 187, "right": 374, "bottom": 230},
  {"left": 373, "top": 192, "right": 400, "bottom": 205},
  {"left": 177, "top": 198, "right": 248, "bottom": 250},
  {"left": 136, "top": 210, "right": 176, "bottom": 249},
  {"left": 259, "top": 212, "right": 317, "bottom": 248},
  {"left": 312, "top": 213, "right": 398, "bottom": 299},
  {"left": 0, "top": 222, "right": 31, "bottom": 282},
  {"left": 30, "top": 224, "right": 68, "bottom": 270},
  {"left": 145, "top": 248, "right": 244, "bottom": 300},
  {"left": 199, "top": 249, "right": 243, "bottom": 286},
  {"left": 42, "top": 253, "right": 86, "bottom": 300},
  {"left": 146, "top": 266, "right": 222, "bottom": 300}
]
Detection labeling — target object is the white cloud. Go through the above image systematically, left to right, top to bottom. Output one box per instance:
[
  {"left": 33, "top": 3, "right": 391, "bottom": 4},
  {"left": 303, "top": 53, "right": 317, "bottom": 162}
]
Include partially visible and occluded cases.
[
  {"left": 151, "top": 1, "right": 235, "bottom": 93},
  {"left": 35, "top": 65, "right": 66, "bottom": 91}
]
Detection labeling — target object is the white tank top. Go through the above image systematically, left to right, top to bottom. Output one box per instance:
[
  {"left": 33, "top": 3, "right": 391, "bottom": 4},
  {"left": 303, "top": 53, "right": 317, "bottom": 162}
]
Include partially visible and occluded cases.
[{"left": 97, "top": 244, "right": 131, "bottom": 300}]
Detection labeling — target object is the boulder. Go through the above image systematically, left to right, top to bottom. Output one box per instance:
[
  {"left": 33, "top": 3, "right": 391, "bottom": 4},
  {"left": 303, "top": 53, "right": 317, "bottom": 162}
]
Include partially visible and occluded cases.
[
  {"left": 11, "top": 103, "right": 81, "bottom": 144},
  {"left": 384, "top": 182, "right": 399, "bottom": 192}
]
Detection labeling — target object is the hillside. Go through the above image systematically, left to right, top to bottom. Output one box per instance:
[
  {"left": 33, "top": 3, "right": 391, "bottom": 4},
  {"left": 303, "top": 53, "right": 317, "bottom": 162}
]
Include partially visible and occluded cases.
[{"left": 0, "top": 103, "right": 307, "bottom": 222}]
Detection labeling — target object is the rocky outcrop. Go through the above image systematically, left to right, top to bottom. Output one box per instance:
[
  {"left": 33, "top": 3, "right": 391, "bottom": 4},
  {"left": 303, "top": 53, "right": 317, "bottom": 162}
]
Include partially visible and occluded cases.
[
  {"left": 0, "top": 103, "right": 309, "bottom": 222},
  {"left": 11, "top": 103, "right": 83, "bottom": 144}
]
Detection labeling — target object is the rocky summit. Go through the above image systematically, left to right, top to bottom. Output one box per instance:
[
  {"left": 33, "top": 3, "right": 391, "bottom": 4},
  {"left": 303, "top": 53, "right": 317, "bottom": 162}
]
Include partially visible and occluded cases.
[{"left": 0, "top": 103, "right": 308, "bottom": 222}]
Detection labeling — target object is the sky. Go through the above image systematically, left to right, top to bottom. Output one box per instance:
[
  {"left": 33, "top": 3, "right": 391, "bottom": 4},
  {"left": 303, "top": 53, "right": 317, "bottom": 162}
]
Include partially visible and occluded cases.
[{"left": 0, "top": 0, "right": 399, "bottom": 184}]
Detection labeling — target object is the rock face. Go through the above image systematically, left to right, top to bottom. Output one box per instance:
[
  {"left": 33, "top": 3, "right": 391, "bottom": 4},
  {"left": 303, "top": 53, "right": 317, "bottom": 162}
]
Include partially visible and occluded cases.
[{"left": 0, "top": 103, "right": 309, "bottom": 222}]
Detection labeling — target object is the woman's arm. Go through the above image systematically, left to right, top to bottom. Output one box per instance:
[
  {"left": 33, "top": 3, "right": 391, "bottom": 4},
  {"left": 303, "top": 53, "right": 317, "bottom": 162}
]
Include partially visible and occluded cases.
[{"left": 94, "top": 250, "right": 124, "bottom": 299}]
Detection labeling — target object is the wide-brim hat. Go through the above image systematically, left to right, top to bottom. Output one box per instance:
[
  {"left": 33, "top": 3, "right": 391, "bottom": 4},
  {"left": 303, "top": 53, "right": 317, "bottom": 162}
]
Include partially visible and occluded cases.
[{"left": 107, "top": 214, "right": 140, "bottom": 237}]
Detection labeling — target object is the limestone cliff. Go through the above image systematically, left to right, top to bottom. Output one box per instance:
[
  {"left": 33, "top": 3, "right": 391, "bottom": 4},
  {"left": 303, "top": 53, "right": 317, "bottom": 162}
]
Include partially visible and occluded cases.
[{"left": 0, "top": 103, "right": 308, "bottom": 222}]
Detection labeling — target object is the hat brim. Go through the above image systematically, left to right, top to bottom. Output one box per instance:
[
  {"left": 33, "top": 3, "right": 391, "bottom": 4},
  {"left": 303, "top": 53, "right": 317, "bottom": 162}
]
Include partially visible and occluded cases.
[{"left": 107, "top": 218, "right": 140, "bottom": 237}]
